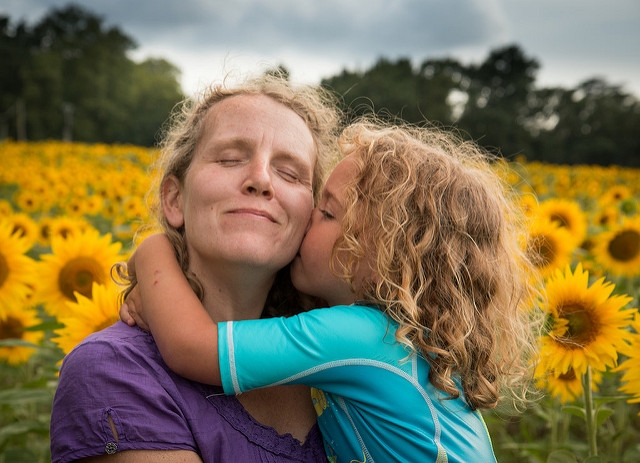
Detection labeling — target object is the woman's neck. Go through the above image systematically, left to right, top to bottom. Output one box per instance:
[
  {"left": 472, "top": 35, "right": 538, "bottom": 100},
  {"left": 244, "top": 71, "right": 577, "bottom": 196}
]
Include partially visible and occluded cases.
[{"left": 190, "top": 260, "right": 276, "bottom": 322}]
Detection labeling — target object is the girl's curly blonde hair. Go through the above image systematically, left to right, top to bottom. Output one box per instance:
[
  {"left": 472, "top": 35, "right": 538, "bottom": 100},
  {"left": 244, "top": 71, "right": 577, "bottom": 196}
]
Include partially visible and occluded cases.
[{"left": 332, "top": 121, "right": 542, "bottom": 410}]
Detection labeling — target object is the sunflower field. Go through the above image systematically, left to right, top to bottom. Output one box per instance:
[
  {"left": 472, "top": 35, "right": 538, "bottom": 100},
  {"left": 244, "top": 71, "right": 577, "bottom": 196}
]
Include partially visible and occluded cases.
[{"left": 1, "top": 141, "right": 640, "bottom": 462}]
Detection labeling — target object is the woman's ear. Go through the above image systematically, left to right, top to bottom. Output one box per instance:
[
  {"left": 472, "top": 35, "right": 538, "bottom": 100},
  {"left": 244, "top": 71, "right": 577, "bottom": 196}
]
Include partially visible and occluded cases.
[{"left": 162, "top": 175, "right": 185, "bottom": 228}]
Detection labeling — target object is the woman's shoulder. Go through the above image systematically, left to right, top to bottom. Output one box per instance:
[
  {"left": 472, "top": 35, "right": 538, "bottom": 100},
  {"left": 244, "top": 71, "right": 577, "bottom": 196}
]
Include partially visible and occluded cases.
[{"left": 58, "top": 321, "right": 161, "bottom": 378}]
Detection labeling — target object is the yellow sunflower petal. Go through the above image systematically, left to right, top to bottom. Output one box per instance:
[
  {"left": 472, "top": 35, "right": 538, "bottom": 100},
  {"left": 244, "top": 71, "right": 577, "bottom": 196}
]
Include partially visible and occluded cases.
[
  {"left": 592, "top": 216, "right": 640, "bottom": 277},
  {"left": 525, "top": 217, "right": 576, "bottom": 279},
  {"left": 0, "top": 219, "right": 37, "bottom": 318},
  {"left": 36, "top": 228, "right": 123, "bottom": 316},
  {"left": 53, "top": 281, "right": 121, "bottom": 355},
  {"left": 0, "top": 305, "right": 45, "bottom": 365}
]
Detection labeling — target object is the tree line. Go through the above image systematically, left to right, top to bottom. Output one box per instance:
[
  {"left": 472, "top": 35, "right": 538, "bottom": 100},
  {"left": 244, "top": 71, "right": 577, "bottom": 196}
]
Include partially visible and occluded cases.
[
  {"left": 1, "top": 4, "right": 183, "bottom": 147},
  {"left": 2, "top": 4, "right": 639, "bottom": 166},
  {"left": 322, "top": 48, "right": 640, "bottom": 167}
]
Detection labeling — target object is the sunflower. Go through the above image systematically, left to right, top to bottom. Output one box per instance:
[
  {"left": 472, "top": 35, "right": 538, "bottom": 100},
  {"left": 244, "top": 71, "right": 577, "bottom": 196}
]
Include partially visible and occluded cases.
[
  {"left": 600, "top": 185, "right": 632, "bottom": 206},
  {"left": 13, "top": 189, "right": 42, "bottom": 214},
  {"left": 518, "top": 193, "right": 539, "bottom": 218},
  {"left": 84, "top": 194, "right": 104, "bottom": 216},
  {"left": 64, "top": 196, "right": 88, "bottom": 217},
  {"left": 122, "top": 196, "right": 147, "bottom": 221},
  {"left": 0, "top": 199, "right": 14, "bottom": 216},
  {"left": 537, "top": 199, "right": 588, "bottom": 247},
  {"left": 591, "top": 206, "right": 620, "bottom": 229},
  {"left": 6, "top": 212, "right": 39, "bottom": 250},
  {"left": 36, "top": 216, "right": 54, "bottom": 247},
  {"left": 47, "top": 216, "right": 91, "bottom": 242},
  {"left": 592, "top": 216, "right": 640, "bottom": 277},
  {"left": 525, "top": 217, "right": 576, "bottom": 279},
  {"left": 0, "top": 219, "right": 37, "bottom": 318},
  {"left": 37, "top": 228, "right": 123, "bottom": 316},
  {"left": 538, "top": 263, "right": 635, "bottom": 376},
  {"left": 53, "top": 282, "right": 121, "bottom": 355},
  {"left": 0, "top": 306, "right": 44, "bottom": 365},
  {"left": 616, "top": 313, "right": 640, "bottom": 407},
  {"left": 535, "top": 363, "right": 603, "bottom": 404}
]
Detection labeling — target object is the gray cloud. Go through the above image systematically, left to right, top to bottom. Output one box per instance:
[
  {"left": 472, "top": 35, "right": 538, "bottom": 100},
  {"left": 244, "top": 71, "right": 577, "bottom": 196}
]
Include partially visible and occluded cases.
[{"left": 2, "top": 0, "right": 639, "bottom": 95}]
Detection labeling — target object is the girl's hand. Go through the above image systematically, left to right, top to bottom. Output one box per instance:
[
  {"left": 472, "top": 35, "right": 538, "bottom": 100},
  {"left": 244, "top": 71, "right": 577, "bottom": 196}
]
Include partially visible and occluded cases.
[{"left": 120, "top": 285, "right": 150, "bottom": 331}]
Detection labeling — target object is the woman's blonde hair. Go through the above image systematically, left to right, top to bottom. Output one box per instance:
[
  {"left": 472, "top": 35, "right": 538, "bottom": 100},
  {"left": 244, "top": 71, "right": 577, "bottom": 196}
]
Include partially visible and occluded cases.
[
  {"left": 118, "top": 73, "right": 342, "bottom": 315},
  {"left": 333, "top": 120, "right": 542, "bottom": 410}
]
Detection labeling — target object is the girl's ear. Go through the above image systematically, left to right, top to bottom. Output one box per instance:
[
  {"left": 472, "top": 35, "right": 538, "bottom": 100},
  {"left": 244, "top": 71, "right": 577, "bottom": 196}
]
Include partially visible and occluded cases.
[{"left": 162, "top": 175, "right": 185, "bottom": 228}]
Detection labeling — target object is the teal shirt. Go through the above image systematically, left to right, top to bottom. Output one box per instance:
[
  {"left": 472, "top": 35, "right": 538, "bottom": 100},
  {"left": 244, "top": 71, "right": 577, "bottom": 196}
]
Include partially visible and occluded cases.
[{"left": 219, "top": 305, "right": 497, "bottom": 463}]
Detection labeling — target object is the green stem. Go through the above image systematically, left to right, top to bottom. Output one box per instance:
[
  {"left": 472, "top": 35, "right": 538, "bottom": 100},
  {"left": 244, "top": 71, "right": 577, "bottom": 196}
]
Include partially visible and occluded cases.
[
  {"left": 582, "top": 366, "right": 598, "bottom": 456},
  {"left": 549, "top": 401, "right": 558, "bottom": 450}
]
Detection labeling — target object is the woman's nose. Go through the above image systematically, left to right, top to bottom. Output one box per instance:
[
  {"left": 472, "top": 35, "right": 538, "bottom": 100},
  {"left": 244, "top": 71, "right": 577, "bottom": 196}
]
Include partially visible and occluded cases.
[{"left": 242, "top": 159, "right": 274, "bottom": 198}]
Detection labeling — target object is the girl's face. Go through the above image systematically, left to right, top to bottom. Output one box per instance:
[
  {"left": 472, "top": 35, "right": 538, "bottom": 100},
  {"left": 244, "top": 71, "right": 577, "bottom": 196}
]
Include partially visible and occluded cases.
[
  {"left": 164, "top": 94, "right": 317, "bottom": 278},
  {"left": 291, "top": 155, "right": 363, "bottom": 306}
]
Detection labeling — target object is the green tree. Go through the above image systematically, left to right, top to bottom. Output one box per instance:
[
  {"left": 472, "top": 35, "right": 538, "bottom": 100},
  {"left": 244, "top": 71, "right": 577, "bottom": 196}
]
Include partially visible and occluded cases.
[
  {"left": 1, "top": 4, "right": 184, "bottom": 145},
  {"left": 31, "top": 4, "right": 137, "bottom": 142},
  {"left": 0, "top": 16, "right": 35, "bottom": 139},
  {"left": 455, "top": 44, "right": 539, "bottom": 157},
  {"left": 20, "top": 48, "right": 64, "bottom": 140},
  {"left": 417, "top": 57, "right": 466, "bottom": 124},
  {"left": 127, "top": 58, "right": 184, "bottom": 146},
  {"left": 322, "top": 58, "right": 451, "bottom": 124},
  {"left": 534, "top": 79, "right": 640, "bottom": 166}
]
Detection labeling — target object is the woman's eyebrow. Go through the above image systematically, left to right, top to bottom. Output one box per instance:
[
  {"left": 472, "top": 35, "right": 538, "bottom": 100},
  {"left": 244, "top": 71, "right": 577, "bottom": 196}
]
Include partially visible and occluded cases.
[{"left": 209, "top": 136, "right": 253, "bottom": 151}]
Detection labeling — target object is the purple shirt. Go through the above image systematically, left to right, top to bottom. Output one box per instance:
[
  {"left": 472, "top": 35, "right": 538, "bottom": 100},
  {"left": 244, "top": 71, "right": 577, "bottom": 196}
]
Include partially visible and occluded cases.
[{"left": 50, "top": 321, "right": 325, "bottom": 463}]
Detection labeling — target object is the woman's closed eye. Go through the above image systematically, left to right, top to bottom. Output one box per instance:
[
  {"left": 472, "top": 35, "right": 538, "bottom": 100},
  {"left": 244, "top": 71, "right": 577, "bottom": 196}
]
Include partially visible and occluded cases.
[
  {"left": 216, "top": 158, "right": 244, "bottom": 166},
  {"left": 276, "top": 167, "right": 300, "bottom": 183}
]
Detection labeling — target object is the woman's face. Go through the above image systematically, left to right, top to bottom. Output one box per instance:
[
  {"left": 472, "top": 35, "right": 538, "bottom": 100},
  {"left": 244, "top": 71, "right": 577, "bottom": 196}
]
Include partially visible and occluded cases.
[{"left": 164, "top": 94, "right": 317, "bottom": 276}]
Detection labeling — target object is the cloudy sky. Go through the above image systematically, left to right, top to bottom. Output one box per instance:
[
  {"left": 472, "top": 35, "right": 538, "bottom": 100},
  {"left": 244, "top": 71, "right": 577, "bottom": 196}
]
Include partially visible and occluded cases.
[{"left": 3, "top": 0, "right": 640, "bottom": 97}]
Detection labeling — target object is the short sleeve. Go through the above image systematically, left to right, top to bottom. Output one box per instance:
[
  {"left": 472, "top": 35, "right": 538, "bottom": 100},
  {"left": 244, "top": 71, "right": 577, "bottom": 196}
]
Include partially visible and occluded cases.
[
  {"left": 218, "top": 305, "right": 392, "bottom": 395},
  {"left": 50, "top": 322, "right": 197, "bottom": 462}
]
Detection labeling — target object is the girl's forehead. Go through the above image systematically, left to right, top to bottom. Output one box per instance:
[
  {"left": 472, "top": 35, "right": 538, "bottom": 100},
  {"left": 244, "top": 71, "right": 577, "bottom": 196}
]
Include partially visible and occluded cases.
[{"left": 323, "top": 155, "right": 358, "bottom": 197}]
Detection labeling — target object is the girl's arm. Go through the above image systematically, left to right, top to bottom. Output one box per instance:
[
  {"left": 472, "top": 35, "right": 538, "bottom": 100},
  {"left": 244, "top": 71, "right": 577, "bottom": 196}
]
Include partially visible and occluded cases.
[{"left": 124, "top": 234, "right": 221, "bottom": 385}]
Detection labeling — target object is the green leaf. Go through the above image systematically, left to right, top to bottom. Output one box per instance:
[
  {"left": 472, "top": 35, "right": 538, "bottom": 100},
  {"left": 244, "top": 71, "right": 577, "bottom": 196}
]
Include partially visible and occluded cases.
[
  {"left": 23, "top": 320, "right": 64, "bottom": 331},
  {"left": 0, "top": 339, "right": 39, "bottom": 348},
  {"left": 0, "top": 388, "right": 53, "bottom": 406},
  {"left": 593, "top": 395, "right": 632, "bottom": 406},
  {"left": 562, "top": 405, "right": 586, "bottom": 419},
  {"left": 595, "top": 407, "right": 614, "bottom": 427},
  {"left": 0, "top": 420, "right": 49, "bottom": 446}
]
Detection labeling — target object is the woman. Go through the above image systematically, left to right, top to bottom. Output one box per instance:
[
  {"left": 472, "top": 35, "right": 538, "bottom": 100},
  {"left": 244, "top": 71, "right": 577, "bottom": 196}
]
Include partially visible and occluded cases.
[{"left": 49, "top": 73, "right": 341, "bottom": 463}]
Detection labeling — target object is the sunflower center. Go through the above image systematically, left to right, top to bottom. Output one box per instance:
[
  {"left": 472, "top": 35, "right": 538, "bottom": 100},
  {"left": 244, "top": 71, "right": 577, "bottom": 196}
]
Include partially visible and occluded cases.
[
  {"left": 550, "top": 213, "right": 570, "bottom": 229},
  {"left": 12, "top": 224, "right": 27, "bottom": 238},
  {"left": 40, "top": 224, "right": 51, "bottom": 241},
  {"left": 59, "top": 227, "right": 74, "bottom": 239},
  {"left": 607, "top": 230, "right": 640, "bottom": 262},
  {"left": 528, "top": 234, "right": 555, "bottom": 268},
  {"left": 0, "top": 253, "right": 8, "bottom": 288},
  {"left": 58, "top": 256, "right": 105, "bottom": 301},
  {"left": 558, "top": 304, "right": 597, "bottom": 347},
  {"left": 0, "top": 316, "right": 23, "bottom": 340},
  {"left": 557, "top": 368, "right": 576, "bottom": 382}
]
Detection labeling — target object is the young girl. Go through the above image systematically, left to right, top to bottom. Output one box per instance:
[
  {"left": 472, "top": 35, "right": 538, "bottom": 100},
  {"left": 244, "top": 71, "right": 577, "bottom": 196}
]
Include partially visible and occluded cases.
[{"left": 122, "top": 121, "right": 541, "bottom": 462}]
